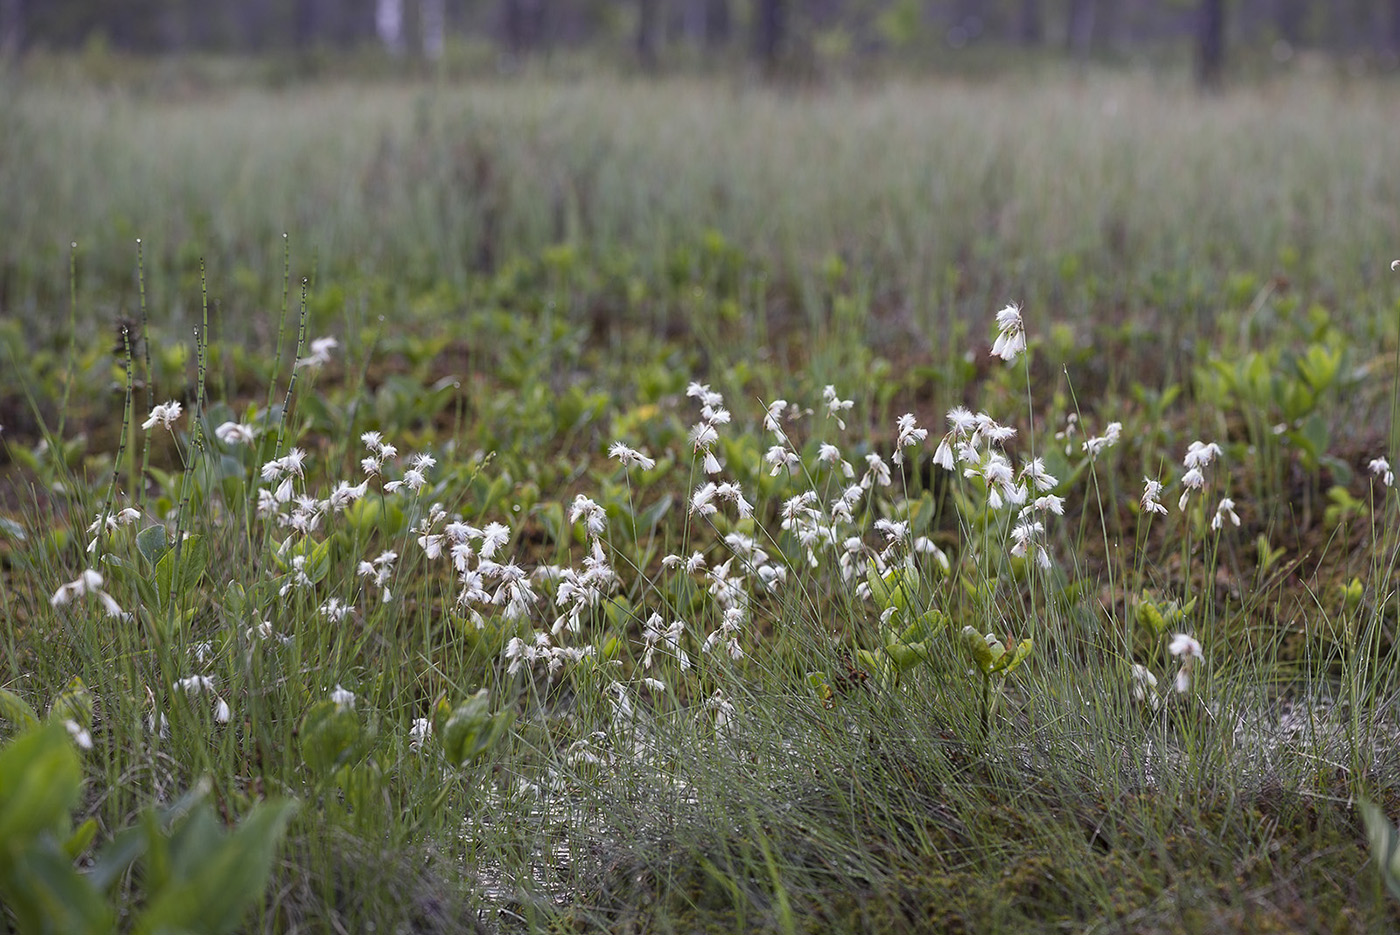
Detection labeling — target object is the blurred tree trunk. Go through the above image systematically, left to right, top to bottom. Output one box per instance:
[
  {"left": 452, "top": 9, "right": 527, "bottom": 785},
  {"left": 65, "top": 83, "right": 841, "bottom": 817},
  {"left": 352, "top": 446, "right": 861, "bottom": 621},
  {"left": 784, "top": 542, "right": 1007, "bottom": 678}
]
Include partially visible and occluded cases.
[
  {"left": 0, "top": 0, "right": 23, "bottom": 57},
  {"left": 239, "top": 0, "right": 274, "bottom": 49},
  {"left": 295, "top": 0, "right": 322, "bottom": 47},
  {"left": 376, "top": 0, "right": 404, "bottom": 53},
  {"left": 421, "top": 0, "right": 445, "bottom": 58},
  {"left": 502, "top": 0, "right": 546, "bottom": 54},
  {"left": 637, "top": 0, "right": 660, "bottom": 69},
  {"left": 705, "top": 0, "right": 730, "bottom": 47},
  {"left": 753, "top": 0, "right": 785, "bottom": 73},
  {"left": 1018, "top": 0, "right": 1043, "bottom": 44},
  {"left": 1066, "top": 0, "right": 1096, "bottom": 57},
  {"left": 1197, "top": 0, "right": 1226, "bottom": 89},
  {"left": 1274, "top": 0, "right": 1305, "bottom": 45},
  {"left": 1391, "top": 0, "right": 1400, "bottom": 51}
]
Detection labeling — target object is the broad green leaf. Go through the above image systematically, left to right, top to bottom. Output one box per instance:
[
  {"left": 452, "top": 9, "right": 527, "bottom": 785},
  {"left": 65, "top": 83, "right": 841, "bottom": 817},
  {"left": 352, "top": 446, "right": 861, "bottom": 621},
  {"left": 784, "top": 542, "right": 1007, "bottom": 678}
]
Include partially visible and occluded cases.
[
  {"left": 636, "top": 494, "right": 674, "bottom": 535},
  {"left": 136, "top": 524, "right": 170, "bottom": 567},
  {"left": 154, "top": 535, "right": 210, "bottom": 610},
  {"left": 867, "top": 563, "right": 915, "bottom": 615},
  {"left": 960, "top": 626, "right": 1003, "bottom": 676},
  {"left": 990, "top": 638, "right": 1033, "bottom": 676},
  {"left": 884, "top": 639, "right": 930, "bottom": 671},
  {"left": 48, "top": 677, "right": 95, "bottom": 729},
  {"left": 0, "top": 687, "right": 40, "bottom": 730},
  {"left": 440, "top": 690, "right": 512, "bottom": 766},
  {"left": 299, "top": 700, "right": 362, "bottom": 775},
  {"left": 0, "top": 721, "right": 82, "bottom": 844},
  {"left": 135, "top": 798, "right": 296, "bottom": 935},
  {"left": 3, "top": 837, "right": 113, "bottom": 935}
]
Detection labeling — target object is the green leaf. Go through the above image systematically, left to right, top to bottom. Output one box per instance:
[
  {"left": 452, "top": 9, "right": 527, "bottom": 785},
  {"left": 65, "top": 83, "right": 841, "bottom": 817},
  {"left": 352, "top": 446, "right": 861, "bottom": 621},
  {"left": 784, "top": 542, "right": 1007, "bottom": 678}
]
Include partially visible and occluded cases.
[
  {"left": 1297, "top": 342, "right": 1342, "bottom": 394},
  {"left": 636, "top": 494, "right": 675, "bottom": 536},
  {"left": 136, "top": 524, "right": 170, "bottom": 567},
  {"left": 154, "top": 534, "right": 209, "bottom": 606},
  {"left": 867, "top": 563, "right": 916, "bottom": 615},
  {"left": 960, "top": 626, "right": 1003, "bottom": 676},
  {"left": 990, "top": 638, "right": 1033, "bottom": 676},
  {"left": 884, "top": 639, "right": 931, "bottom": 671},
  {"left": 48, "top": 677, "right": 95, "bottom": 729},
  {"left": 0, "top": 687, "right": 40, "bottom": 730},
  {"left": 439, "top": 690, "right": 513, "bottom": 767},
  {"left": 298, "top": 700, "right": 362, "bottom": 775},
  {"left": 0, "top": 721, "right": 83, "bottom": 845},
  {"left": 134, "top": 798, "right": 297, "bottom": 935},
  {"left": 1361, "top": 800, "right": 1400, "bottom": 902},
  {"left": 63, "top": 817, "right": 99, "bottom": 860},
  {"left": 3, "top": 836, "right": 113, "bottom": 935}
]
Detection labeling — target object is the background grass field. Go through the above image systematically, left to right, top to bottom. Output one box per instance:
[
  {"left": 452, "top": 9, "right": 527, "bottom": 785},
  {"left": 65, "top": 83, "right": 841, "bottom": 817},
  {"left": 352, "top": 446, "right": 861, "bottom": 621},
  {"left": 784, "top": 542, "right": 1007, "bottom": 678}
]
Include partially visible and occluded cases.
[{"left": 3, "top": 59, "right": 1400, "bottom": 933}]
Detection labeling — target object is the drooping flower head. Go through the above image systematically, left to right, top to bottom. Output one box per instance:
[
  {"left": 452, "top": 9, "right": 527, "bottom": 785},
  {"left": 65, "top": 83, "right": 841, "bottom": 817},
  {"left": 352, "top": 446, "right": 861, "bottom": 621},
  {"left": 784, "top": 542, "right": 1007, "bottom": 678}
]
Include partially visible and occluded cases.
[
  {"left": 991, "top": 303, "right": 1027, "bottom": 363},
  {"left": 142, "top": 401, "right": 183, "bottom": 432},
  {"left": 1369, "top": 457, "right": 1394, "bottom": 488},
  {"left": 1169, "top": 633, "right": 1203, "bottom": 693}
]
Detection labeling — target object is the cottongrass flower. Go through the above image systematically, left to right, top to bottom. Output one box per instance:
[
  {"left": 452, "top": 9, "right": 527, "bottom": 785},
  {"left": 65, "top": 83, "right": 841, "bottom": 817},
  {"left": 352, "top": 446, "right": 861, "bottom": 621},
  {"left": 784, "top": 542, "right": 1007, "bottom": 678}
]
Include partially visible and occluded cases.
[
  {"left": 1392, "top": 260, "right": 1400, "bottom": 271},
  {"left": 991, "top": 303, "right": 1026, "bottom": 362},
  {"left": 295, "top": 335, "right": 339, "bottom": 369},
  {"left": 686, "top": 382, "right": 728, "bottom": 474},
  {"left": 823, "top": 385, "right": 854, "bottom": 430},
  {"left": 762, "top": 399, "right": 789, "bottom": 437},
  {"left": 141, "top": 400, "right": 183, "bottom": 431},
  {"left": 892, "top": 413, "right": 927, "bottom": 465},
  {"left": 214, "top": 421, "right": 259, "bottom": 446},
  {"left": 1083, "top": 422, "right": 1122, "bottom": 458},
  {"left": 360, "top": 431, "right": 399, "bottom": 475},
  {"left": 1183, "top": 440, "right": 1223, "bottom": 471},
  {"left": 608, "top": 441, "right": 656, "bottom": 470},
  {"left": 1177, "top": 441, "right": 1221, "bottom": 511},
  {"left": 818, "top": 443, "right": 855, "bottom": 478},
  {"left": 765, "top": 444, "right": 801, "bottom": 476},
  {"left": 261, "top": 447, "right": 307, "bottom": 481},
  {"left": 862, "top": 451, "right": 892, "bottom": 489},
  {"left": 385, "top": 454, "right": 434, "bottom": 494},
  {"left": 1019, "top": 457, "right": 1058, "bottom": 492},
  {"left": 1369, "top": 457, "right": 1394, "bottom": 487},
  {"left": 1141, "top": 477, "right": 1169, "bottom": 515},
  {"left": 327, "top": 479, "right": 369, "bottom": 512},
  {"left": 690, "top": 483, "right": 720, "bottom": 518},
  {"left": 1022, "top": 493, "right": 1065, "bottom": 517},
  {"left": 569, "top": 495, "right": 607, "bottom": 538},
  {"left": 1211, "top": 497, "right": 1241, "bottom": 530},
  {"left": 85, "top": 507, "right": 141, "bottom": 553},
  {"left": 1010, "top": 519, "right": 1051, "bottom": 569},
  {"left": 479, "top": 522, "right": 511, "bottom": 559},
  {"left": 358, "top": 550, "right": 398, "bottom": 603},
  {"left": 277, "top": 554, "right": 313, "bottom": 596},
  {"left": 51, "top": 569, "right": 127, "bottom": 618},
  {"left": 319, "top": 597, "right": 350, "bottom": 622},
  {"left": 641, "top": 614, "right": 691, "bottom": 670},
  {"left": 1169, "top": 633, "right": 1203, "bottom": 693},
  {"left": 1130, "top": 664, "right": 1160, "bottom": 710},
  {"left": 175, "top": 675, "right": 231, "bottom": 724},
  {"left": 330, "top": 685, "right": 356, "bottom": 709},
  {"left": 707, "top": 689, "right": 737, "bottom": 736},
  {"left": 409, "top": 718, "right": 432, "bottom": 752},
  {"left": 63, "top": 719, "right": 94, "bottom": 750}
]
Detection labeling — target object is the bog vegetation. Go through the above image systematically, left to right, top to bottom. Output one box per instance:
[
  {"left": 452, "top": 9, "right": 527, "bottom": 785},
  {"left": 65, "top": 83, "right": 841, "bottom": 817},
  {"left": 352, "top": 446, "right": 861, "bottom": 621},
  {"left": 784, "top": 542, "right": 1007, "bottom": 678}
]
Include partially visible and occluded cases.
[{"left": 3, "top": 60, "right": 1400, "bottom": 933}]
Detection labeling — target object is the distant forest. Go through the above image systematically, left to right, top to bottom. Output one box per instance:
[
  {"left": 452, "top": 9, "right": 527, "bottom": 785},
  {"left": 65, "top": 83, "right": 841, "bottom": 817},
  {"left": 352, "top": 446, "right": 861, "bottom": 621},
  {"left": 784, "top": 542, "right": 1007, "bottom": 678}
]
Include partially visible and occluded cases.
[{"left": 3, "top": 1, "right": 1400, "bottom": 86}]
